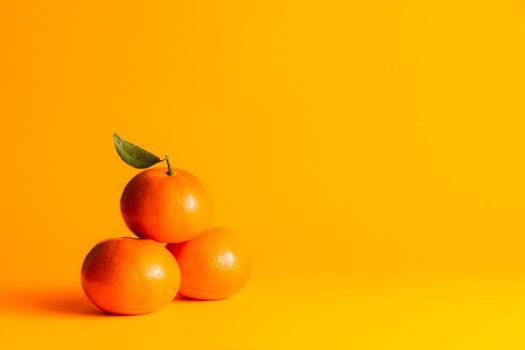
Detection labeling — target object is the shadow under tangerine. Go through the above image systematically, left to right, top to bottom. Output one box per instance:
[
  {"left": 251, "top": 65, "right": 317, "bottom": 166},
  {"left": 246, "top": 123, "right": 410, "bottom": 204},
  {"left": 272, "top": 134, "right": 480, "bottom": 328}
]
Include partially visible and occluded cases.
[
  {"left": 0, "top": 287, "right": 104, "bottom": 317},
  {"left": 0, "top": 287, "right": 225, "bottom": 317}
]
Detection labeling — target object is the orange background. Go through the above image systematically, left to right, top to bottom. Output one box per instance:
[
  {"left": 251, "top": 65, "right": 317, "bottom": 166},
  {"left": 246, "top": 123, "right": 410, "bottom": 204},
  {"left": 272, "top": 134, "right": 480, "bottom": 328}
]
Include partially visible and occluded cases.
[{"left": 2, "top": 0, "right": 525, "bottom": 348}]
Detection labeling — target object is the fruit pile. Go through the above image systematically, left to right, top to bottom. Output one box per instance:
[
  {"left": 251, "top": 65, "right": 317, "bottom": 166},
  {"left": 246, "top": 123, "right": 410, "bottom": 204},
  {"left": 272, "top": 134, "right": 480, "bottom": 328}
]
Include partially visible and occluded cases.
[{"left": 80, "top": 134, "right": 251, "bottom": 315}]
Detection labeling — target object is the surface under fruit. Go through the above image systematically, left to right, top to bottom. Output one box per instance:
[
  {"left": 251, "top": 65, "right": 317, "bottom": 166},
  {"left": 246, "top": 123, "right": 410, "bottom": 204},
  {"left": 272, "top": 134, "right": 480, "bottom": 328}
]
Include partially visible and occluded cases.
[
  {"left": 120, "top": 167, "right": 212, "bottom": 243},
  {"left": 167, "top": 227, "right": 251, "bottom": 300},
  {"left": 81, "top": 237, "right": 180, "bottom": 315}
]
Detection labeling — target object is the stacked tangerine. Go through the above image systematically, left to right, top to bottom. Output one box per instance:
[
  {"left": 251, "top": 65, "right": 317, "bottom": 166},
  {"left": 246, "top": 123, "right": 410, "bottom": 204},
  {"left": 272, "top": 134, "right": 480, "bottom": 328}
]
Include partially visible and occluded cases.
[{"left": 80, "top": 134, "right": 251, "bottom": 315}]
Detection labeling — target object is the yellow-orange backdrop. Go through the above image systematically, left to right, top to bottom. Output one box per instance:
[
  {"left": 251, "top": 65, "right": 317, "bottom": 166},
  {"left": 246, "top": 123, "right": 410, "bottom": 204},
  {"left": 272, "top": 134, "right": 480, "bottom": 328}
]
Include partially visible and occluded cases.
[{"left": 2, "top": 0, "right": 525, "bottom": 349}]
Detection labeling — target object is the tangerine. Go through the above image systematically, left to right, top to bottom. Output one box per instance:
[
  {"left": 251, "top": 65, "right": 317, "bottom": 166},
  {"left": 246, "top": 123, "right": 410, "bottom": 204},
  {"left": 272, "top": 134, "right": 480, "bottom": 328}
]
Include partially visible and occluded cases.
[
  {"left": 120, "top": 167, "right": 212, "bottom": 243},
  {"left": 167, "top": 227, "right": 251, "bottom": 300},
  {"left": 81, "top": 237, "right": 180, "bottom": 315}
]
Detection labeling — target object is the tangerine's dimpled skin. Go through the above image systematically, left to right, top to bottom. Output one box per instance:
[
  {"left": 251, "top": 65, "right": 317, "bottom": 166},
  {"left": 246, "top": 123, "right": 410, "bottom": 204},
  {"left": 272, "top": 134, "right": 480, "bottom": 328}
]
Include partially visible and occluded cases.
[
  {"left": 120, "top": 167, "right": 212, "bottom": 243},
  {"left": 167, "top": 227, "right": 251, "bottom": 300},
  {"left": 81, "top": 237, "right": 181, "bottom": 315}
]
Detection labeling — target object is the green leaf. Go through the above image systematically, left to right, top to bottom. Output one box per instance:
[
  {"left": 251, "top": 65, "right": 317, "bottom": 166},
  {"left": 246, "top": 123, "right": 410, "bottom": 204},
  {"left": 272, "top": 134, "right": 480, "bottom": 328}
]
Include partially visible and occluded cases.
[{"left": 113, "top": 133, "right": 162, "bottom": 169}]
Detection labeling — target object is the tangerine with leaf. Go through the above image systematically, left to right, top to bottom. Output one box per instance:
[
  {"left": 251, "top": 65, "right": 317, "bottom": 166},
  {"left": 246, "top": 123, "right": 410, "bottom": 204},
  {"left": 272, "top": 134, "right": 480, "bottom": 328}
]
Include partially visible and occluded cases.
[{"left": 114, "top": 134, "right": 212, "bottom": 243}]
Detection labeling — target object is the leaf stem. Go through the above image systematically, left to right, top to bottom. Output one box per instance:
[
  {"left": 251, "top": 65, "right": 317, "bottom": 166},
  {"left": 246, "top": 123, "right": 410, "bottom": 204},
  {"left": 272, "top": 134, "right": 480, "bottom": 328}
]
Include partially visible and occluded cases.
[{"left": 165, "top": 155, "right": 175, "bottom": 176}]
